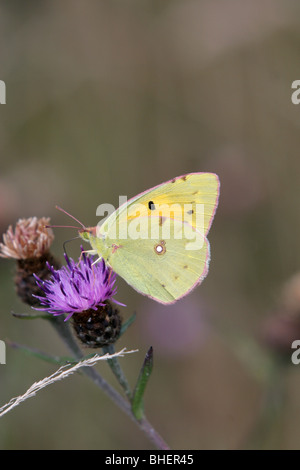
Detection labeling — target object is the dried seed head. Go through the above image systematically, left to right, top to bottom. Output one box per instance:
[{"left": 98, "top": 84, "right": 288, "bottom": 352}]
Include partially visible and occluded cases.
[
  {"left": 0, "top": 217, "right": 54, "bottom": 260},
  {"left": 0, "top": 217, "right": 60, "bottom": 306},
  {"left": 15, "top": 253, "right": 61, "bottom": 307}
]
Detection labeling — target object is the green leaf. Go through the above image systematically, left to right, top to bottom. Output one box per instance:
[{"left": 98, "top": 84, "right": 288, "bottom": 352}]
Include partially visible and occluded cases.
[
  {"left": 11, "top": 311, "right": 53, "bottom": 320},
  {"left": 7, "top": 340, "right": 74, "bottom": 365},
  {"left": 7, "top": 340, "right": 101, "bottom": 367},
  {"left": 131, "top": 346, "right": 153, "bottom": 420}
]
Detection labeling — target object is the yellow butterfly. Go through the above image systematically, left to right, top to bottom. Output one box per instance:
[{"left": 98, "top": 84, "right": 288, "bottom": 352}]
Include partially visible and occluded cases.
[{"left": 79, "top": 173, "right": 220, "bottom": 304}]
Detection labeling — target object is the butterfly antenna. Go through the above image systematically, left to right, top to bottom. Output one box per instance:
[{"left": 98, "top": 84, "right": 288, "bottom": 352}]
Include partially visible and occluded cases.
[
  {"left": 55, "top": 205, "right": 86, "bottom": 229},
  {"left": 45, "top": 224, "right": 82, "bottom": 229}
]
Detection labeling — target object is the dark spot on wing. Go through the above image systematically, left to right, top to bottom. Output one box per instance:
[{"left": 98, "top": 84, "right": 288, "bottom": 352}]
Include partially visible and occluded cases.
[
  {"left": 181, "top": 176, "right": 187, "bottom": 181},
  {"left": 171, "top": 178, "right": 176, "bottom": 183},
  {"left": 148, "top": 201, "right": 155, "bottom": 210},
  {"left": 187, "top": 209, "right": 194, "bottom": 215},
  {"left": 159, "top": 216, "right": 166, "bottom": 226},
  {"left": 183, "top": 265, "right": 188, "bottom": 269}
]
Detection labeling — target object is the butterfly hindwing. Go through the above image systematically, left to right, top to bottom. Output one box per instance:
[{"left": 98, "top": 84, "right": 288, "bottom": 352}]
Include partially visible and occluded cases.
[{"left": 102, "top": 217, "right": 210, "bottom": 304}]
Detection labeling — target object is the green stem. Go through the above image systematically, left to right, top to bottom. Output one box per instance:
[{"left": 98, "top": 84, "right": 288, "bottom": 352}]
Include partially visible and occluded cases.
[
  {"left": 49, "top": 316, "right": 169, "bottom": 450},
  {"left": 102, "top": 344, "right": 132, "bottom": 401}
]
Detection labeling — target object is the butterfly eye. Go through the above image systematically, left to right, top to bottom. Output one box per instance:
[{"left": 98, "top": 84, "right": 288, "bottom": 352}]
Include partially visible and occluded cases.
[
  {"left": 148, "top": 201, "right": 155, "bottom": 210},
  {"left": 154, "top": 241, "right": 166, "bottom": 255}
]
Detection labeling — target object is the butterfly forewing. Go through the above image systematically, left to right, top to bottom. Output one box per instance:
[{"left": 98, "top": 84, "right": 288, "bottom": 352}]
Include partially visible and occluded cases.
[{"left": 100, "top": 173, "right": 219, "bottom": 240}]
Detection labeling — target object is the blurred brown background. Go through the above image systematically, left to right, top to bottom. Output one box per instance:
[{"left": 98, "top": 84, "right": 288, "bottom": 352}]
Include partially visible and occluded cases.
[{"left": 1, "top": 0, "right": 300, "bottom": 449}]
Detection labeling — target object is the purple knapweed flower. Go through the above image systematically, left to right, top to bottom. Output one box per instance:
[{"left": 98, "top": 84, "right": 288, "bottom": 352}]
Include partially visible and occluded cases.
[{"left": 33, "top": 249, "right": 123, "bottom": 321}]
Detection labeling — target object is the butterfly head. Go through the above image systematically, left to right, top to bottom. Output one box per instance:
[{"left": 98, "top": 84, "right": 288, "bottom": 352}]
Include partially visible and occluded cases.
[{"left": 78, "top": 226, "right": 97, "bottom": 242}]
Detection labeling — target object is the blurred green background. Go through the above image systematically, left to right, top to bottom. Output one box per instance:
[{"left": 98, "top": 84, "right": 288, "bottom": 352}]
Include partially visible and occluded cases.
[{"left": 1, "top": 0, "right": 300, "bottom": 450}]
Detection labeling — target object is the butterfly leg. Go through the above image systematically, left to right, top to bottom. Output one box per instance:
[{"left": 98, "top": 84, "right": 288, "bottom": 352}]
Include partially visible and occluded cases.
[
  {"left": 77, "top": 249, "right": 98, "bottom": 267},
  {"left": 88, "top": 255, "right": 102, "bottom": 266},
  {"left": 89, "top": 256, "right": 104, "bottom": 285},
  {"left": 91, "top": 256, "right": 114, "bottom": 284}
]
